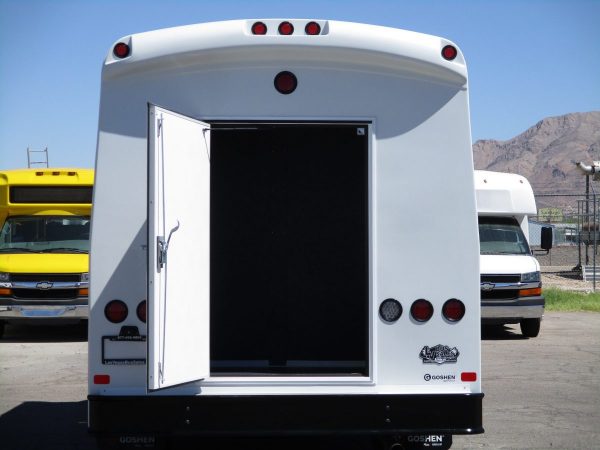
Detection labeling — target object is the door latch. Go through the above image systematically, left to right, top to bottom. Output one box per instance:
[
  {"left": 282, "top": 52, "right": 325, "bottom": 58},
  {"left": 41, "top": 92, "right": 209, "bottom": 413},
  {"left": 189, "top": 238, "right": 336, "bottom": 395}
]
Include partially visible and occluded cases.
[{"left": 157, "top": 220, "right": 180, "bottom": 270}]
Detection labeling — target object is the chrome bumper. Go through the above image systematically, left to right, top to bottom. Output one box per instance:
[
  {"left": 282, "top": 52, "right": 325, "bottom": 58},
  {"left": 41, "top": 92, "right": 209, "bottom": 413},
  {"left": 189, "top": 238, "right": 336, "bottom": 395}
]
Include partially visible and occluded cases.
[
  {"left": 0, "top": 304, "right": 88, "bottom": 320},
  {"left": 481, "top": 304, "right": 544, "bottom": 319}
]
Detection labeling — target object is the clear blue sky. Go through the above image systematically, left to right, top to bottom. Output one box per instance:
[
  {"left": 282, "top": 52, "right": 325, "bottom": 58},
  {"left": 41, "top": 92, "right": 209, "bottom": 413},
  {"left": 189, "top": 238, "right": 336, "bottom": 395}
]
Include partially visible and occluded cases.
[{"left": 0, "top": 0, "right": 599, "bottom": 169}]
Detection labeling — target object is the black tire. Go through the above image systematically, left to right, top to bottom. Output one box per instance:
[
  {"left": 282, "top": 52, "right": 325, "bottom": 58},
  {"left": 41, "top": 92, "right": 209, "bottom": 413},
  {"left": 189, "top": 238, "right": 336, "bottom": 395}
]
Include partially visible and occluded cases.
[
  {"left": 520, "top": 318, "right": 541, "bottom": 338},
  {"left": 0, "top": 321, "right": 4, "bottom": 339}
]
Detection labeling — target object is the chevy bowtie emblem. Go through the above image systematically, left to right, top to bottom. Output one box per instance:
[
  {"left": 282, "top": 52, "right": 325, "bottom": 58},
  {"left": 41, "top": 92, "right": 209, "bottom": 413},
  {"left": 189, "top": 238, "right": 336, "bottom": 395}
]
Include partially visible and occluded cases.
[
  {"left": 36, "top": 281, "right": 54, "bottom": 290},
  {"left": 481, "top": 282, "right": 495, "bottom": 291}
]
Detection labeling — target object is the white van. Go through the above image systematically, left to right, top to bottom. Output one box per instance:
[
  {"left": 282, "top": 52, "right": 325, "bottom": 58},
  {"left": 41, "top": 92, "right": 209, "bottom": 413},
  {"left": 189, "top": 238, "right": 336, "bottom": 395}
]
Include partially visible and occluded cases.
[
  {"left": 89, "top": 19, "right": 483, "bottom": 449},
  {"left": 475, "top": 170, "right": 552, "bottom": 337}
]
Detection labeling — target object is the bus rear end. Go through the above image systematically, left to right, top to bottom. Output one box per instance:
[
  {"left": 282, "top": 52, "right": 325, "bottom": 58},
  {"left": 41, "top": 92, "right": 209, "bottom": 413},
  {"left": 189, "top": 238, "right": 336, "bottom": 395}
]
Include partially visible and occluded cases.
[{"left": 89, "top": 20, "right": 482, "bottom": 449}]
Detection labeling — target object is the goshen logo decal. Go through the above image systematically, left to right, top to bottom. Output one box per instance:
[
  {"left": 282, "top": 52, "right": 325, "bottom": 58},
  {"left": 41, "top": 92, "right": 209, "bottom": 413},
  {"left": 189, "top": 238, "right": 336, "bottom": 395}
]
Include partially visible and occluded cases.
[
  {"left": 419, "top": 344, "right": 459, "bottom": 364},
  {"left": 424, "top": 373, "right": 456, "bottom": 382}
]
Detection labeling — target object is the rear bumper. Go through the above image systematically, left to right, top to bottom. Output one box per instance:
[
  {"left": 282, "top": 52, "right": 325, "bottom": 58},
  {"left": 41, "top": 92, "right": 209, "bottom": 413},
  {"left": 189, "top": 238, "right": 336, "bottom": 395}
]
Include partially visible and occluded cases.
[
  {"left": 481, "top": 296, "right": 544, "bottom": 322},
  {"left": 0, "top": 304, "right": 88, "bottom": 321},
  {"left": 88, "top": 393, "right": 484, "bottom": 437}
]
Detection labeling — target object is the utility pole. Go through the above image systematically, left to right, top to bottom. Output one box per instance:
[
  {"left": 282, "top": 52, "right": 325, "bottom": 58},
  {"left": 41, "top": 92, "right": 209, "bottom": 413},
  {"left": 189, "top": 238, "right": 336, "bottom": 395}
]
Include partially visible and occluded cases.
[{"left": 575, "top": 161, "right": 600, "bottom": 289}]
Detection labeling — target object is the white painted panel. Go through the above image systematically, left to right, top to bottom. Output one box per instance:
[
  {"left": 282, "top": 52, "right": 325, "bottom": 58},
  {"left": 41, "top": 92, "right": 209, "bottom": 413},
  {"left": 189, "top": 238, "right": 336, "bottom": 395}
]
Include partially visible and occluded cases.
[{"left": 147, "top": 105, "right": 210, "bottom": 390}]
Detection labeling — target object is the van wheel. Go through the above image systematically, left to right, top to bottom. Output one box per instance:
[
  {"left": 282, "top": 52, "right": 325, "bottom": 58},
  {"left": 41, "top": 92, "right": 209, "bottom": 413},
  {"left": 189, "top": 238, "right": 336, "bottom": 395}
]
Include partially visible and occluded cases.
[
  {"left": 520, "top": 318, "right": 541, "bottom": 338},
  {"left": 0, "top": 322, "right": 4, "bottom": 339}
]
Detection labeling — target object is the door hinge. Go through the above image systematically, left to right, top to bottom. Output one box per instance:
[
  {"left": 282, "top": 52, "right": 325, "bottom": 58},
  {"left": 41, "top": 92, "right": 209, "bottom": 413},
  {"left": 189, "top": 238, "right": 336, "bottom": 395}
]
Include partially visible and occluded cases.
[
  {"left": 157, "top": 117, "right": 163, "bottom": 137},
  {"left": 158, "top": 362, "right": 164, "bottom": 384}
]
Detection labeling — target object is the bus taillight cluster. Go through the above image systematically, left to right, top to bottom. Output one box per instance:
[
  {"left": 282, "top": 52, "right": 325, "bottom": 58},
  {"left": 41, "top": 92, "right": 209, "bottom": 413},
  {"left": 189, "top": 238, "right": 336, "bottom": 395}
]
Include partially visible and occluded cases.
[
  {"left": 252, "top": 21, "right": 322, "bottom": 36},
  {"left": 379, "top": 298, "right": 465, "bottom": 323},
  {"left": 105, "top": 299, "right": 146, "bottom": 323}
]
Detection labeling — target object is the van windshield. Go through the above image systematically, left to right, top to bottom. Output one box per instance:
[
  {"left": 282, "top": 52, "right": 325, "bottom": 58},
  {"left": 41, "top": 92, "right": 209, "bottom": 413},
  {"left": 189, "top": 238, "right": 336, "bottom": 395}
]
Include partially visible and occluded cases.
[
  {"left": 0, "top": 216, "right": 90, "bottom": 253},
  {"left": 478, "top": 216, "right": 530, "bottom": 255}
]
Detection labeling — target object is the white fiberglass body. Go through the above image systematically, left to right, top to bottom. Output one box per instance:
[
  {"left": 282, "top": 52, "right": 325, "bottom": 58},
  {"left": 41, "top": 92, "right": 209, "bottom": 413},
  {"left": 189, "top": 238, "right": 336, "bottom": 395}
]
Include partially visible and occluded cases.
[{"left": 89, "top": 19, "right": 482, "bottom": 444}]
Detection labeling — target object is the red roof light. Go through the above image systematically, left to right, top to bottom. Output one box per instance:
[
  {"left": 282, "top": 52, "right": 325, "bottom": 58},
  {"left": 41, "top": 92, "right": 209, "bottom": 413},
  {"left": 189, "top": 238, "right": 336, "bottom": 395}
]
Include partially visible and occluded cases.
[
  {"left": 278, "top": 21, "right": 294, "bottom": 35},
  {"left": 252, "top": 22, "right": 267, "bottom": 35},
  {"left": 305, "top": 22, "right": 321, "bottom": 35},
  {"left": 113, "top": 42, "right": 130, "bottom": 59},
  {"left": 442, "top": 45, "right": 457, "bottom": 61}
]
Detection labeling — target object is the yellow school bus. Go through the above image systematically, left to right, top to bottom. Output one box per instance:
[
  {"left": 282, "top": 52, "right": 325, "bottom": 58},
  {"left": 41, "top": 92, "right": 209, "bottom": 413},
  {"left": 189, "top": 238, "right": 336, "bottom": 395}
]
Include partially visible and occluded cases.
[{"left": 0, "top": 168, "right": 93, "bottom": 337}]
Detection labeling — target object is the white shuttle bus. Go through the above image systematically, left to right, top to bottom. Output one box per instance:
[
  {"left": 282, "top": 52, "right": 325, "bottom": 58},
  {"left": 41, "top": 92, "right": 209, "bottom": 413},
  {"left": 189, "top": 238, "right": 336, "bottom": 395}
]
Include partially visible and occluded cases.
[
  {"left": 89, "top": 19, "right": 483, "bottom": 449},
  {"left": 475, "top": 170, "right": 552, "bottom": 337}
]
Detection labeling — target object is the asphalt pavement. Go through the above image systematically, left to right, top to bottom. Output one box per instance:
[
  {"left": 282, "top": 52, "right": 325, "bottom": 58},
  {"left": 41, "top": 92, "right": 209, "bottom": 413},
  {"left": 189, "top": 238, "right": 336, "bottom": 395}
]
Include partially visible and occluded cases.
[{"left": 0, "top": 313, "right": 599, "bottom": 449}]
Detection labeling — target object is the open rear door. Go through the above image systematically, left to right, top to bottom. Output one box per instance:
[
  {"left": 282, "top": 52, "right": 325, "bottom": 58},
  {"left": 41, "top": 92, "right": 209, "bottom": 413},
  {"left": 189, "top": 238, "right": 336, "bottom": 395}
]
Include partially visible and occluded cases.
[{"left": 147, "top": 105, "right": 210, "bottom": 390}]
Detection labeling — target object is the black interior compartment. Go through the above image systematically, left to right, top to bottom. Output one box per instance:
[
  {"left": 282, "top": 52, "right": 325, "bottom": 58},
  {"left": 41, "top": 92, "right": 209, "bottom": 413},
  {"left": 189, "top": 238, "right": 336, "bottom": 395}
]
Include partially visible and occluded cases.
[{"left": 210, "top": 123, "right": 369, "bottom": 375}]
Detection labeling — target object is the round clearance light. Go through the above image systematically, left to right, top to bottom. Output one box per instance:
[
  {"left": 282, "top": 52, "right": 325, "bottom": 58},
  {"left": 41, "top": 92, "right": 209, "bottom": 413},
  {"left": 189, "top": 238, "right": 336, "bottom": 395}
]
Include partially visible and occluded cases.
[
  {"left": 252, "top": 21, "right": 267, "bottom": 35},
  {"left": 278, "top": 21, "right": 294, "bottom": 35},
  {"left": 305, "top": 21, "right": 321, "bottom": 35},
  {"left": 113, "top": 42, "right": 130, "bottom": 59},
  {"left": 441, "top": 44, "right": 458, "bottom": 61},
  {"left": 274, "top": 71, "right": 297, "bottom": 95},
  {"left": 379, "top": 298, "right": 403, "bottom": 323},
  {"left": 442, "top": 298, "right": 465, "bottom": 322},
  {"left": 105, "top": 299, "right": 128, "bottom": 324},
  {"left": 411, "top": 299, "right": 434, "bottom": 322},
  {"left": 137, "top": 300, "right": 147, "bottom": 323}
]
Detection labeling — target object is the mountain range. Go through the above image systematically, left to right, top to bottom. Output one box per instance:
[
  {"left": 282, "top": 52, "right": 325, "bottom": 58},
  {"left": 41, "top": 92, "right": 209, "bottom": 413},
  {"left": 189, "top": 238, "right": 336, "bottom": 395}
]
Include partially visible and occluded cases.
[{"left": 472, "top": 111, "right": 600, "bottom": 212}]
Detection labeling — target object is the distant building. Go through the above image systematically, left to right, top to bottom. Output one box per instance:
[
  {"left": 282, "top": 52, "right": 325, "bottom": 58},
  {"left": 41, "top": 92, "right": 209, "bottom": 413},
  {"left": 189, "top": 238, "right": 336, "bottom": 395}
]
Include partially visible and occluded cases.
[{"left": 529, "top": 220, "right": 575, "bottom": 246}]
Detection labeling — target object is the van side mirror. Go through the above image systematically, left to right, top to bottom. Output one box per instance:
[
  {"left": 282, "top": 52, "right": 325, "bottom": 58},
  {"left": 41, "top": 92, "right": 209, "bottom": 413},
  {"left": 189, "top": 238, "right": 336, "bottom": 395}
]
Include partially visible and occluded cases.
[{"left": 541, "top": 226, "right": 553, "bottom": 251}]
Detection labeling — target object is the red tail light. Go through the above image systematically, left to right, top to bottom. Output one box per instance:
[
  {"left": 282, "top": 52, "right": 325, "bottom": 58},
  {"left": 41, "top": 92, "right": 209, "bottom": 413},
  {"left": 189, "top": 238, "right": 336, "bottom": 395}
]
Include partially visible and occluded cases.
[
  {"left": 442, "top": 298, "right": 465, "bottom": 322},
  {"left": 411, "top": 299, "right": 434, "bottom": 322},
  {"left": 104, "top": 300, "right": 128, "bottom": 323},
  {"left": 137, "top": 300, "right": 147, "bottom": 323}
]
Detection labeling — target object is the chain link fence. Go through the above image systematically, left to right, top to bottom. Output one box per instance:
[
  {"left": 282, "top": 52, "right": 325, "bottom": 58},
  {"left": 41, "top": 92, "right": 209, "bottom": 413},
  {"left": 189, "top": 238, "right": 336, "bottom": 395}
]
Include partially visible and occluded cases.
[{"left": 532, "top": 189, "right": 600, "bottom": 290}]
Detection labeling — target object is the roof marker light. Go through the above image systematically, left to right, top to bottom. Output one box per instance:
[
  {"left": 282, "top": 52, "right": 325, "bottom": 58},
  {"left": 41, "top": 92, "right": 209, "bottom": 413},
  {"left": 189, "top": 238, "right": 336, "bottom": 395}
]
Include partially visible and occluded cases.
[
  {"left": 278, "top": 21, "right": 294, "bottom": 35},
  {"left": 252, "top": 22, "right": 267, "bottom": 35},
  {"left": 305, "top": 22, "right": 321, "bottom": 35},
  {"left": 113, "top": 42, "right": 130, "bottom": 59},
  {"left": 442, "top": 45, "right": 458, "bottom": 61},
  {"left": 274, "top": 71, "right": 297, "bottom": 95}
]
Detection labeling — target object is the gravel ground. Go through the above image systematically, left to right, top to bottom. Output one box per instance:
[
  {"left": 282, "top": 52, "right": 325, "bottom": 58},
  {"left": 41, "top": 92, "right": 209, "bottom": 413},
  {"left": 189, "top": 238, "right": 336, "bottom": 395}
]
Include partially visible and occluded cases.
[{"left": 542, "top": 270, "right": 596, "bottom": 292}]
